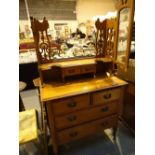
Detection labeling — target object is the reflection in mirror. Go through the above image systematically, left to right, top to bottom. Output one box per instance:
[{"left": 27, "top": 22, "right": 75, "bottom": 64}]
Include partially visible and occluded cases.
[{"left": 117, "top": 8, "right": 130, "bottom": 64}]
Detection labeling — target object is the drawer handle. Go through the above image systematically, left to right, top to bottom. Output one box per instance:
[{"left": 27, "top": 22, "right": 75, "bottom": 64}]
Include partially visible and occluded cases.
[
  {"left": 103, "top": 93, "right": 111, "bottom": 99},
  {"left": 67, "top": 102, "right": 77, "bottom": 108},
  {"left": 101, "top": 106, "right": 109, "bottom": 112},
  {"left": 67, "top": 115, "right": 77, "bottom": 122},
  {"left": 101, "top": 121, "right": 108, "bottom": 127},
  {"left": 69, "top": 131, "right": 78, "bottom": 137}
]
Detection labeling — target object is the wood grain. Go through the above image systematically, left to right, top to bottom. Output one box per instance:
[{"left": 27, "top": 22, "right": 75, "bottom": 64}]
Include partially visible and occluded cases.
[{"left": 40, "top": 76, "right": 127, "bottom": 102}]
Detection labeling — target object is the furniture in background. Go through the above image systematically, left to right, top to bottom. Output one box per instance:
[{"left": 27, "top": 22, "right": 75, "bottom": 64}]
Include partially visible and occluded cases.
[
  {"left": 114, "top": 0, "right": 135, "bottom": 70},
  {"left": 117, "top": 59, "right": 135, "bottom": 133},
  {"left": 19, "top": 62, "right": 39, "bottom": 90},
  {"left": 19, "top": 81, "right": 27, "bottom": 111},
  {"left": 122, "top": 82, "right": 135, "bottom": 133},
  {"left": 19, "top": 109, "right": 45, "bottom": 154}
]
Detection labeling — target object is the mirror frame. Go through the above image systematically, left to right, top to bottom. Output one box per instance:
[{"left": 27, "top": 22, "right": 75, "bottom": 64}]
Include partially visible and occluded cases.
[{"left": 114, "top": 0, "right": 135, "bottom": 70}]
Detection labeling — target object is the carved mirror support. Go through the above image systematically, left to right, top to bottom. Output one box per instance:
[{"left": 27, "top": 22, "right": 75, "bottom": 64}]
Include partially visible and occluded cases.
[
  {"left": 30, "top": 17, "right": 60, "bottom": 64},
  {"left": 95, "top": 19, "right": 106, "bottom": 57}
]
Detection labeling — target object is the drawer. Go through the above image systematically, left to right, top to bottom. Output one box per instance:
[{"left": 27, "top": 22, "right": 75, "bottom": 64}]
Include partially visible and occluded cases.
[
  {"left": 80, "top": 65, "right": 96, "bottom": 74},
  {"left": 63, "top": 67, "right": 81, "bottom": 76},
  {"left": 93, "top": 88, "right": 121, "bottom": 105},
  {"left": 52, "top": 94, "right": 90, "bottom": 116},
  {"left": 55, "top": 101, "right": 118, "bottom": 130},
  {"left": 57, "top": 115, "right": 117, "bottom": 145}
]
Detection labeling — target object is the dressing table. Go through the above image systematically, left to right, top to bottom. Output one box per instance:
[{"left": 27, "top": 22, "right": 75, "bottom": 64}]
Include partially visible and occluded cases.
[{"left": 29, "top": 0, "right": 135, "bottom": 152}]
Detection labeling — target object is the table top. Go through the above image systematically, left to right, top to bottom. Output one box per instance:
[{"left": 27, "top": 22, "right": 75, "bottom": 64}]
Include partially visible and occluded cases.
[
  {"left": 40, "top": 76, "right": 127, "bottom": 102},
  {"left": 19, "top": 81, "right": 27, "bottom": 91},
  {"left": 19, "top": 109, "right": 38, "bottom": 144}
]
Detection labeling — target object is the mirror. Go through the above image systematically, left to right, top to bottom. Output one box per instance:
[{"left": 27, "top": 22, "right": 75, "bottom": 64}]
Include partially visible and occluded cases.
[{"left": 117, "top": 8, "right": 130, "bottom": 64}]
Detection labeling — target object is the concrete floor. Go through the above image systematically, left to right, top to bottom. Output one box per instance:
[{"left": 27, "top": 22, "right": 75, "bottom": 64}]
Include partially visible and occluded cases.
[{"left": 20, "top": 89, "right": 135, "bottom": 155}]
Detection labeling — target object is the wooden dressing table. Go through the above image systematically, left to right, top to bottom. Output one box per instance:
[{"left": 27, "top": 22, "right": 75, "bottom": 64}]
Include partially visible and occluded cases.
[
  {"left": 29, "top": 10, "right": 134, "bottom": 153},
  {"left": 40, "top": 76, "right": 127, "bottom": 155}
]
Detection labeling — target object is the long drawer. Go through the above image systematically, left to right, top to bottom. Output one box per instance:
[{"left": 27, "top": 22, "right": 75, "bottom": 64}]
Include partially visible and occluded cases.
[
  {"left": 93, "top": 88, "right": 121, "bottom": 105},
  {"left": 52, "top": 94, "right": 90, "bottom": 116},
  {"left": 55, "top": 101, "right": 118, "bottom": 130},
  {"left": 57, "top": 115, "right": 117, "bottom": 145}
]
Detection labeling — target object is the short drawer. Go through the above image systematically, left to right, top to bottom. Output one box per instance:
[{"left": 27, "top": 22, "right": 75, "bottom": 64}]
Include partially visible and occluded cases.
[
  {"left": 80, "top": 65, "right": 96, "bottom": 74},
  {"left": 63, "top": 67, "right": 81, "bottom": 76},
  {"left": 93, "top": 88, "right": 121, "bottom": 105},
  {"left": 52, "top": 94, "right": 90, "bottom": 116},
  {"left": 55, "top": 101, "right": 118, "bottom": 130},
  {"left": 57, "top": 115, "right": 117, "bottom": 145}
]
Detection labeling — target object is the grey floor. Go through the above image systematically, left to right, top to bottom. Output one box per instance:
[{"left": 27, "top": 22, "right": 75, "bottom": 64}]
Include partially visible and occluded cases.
[{"left": 20, "top": 89, "right": 135, "bottom": 155}]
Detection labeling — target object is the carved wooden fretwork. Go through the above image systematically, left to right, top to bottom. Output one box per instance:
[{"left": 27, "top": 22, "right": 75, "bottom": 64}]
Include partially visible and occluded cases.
[
  {"left": 30, "top": 16, "right": 56, "bottom": 64},
  {"left": 95, "top": 18, "right": 117, "bottom": 58},
  {"left": 105, "top": 18, "right": 117, "bottom": 58},
  {"left": 95, "top": 19, "right": 106, "bottom": 57}
]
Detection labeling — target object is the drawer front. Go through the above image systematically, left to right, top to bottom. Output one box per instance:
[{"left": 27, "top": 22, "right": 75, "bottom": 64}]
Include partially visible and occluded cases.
[
  {"left": 80, "top": 65, "right": 96, "bottom": 74},
  {"left": 64, "top": 67, "right": 81, "bottom": 76},
  {"left": 93, "top": 88, "right": 121, "bottom": 105},
  {"left": 52, "top": 94, "right": 90, "bottom": 115},
  {"left": 55, "top": 101, "right": 118, "bottom": 130},
  {"left": 57, "top": 115, "right": 117, "bottom": 145}
]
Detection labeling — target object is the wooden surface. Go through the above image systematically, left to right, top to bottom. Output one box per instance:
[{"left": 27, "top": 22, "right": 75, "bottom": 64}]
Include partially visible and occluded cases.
[
  {"left": 105, "top": 18, "right": 117, "bottom": 58},
  {"left": 39, "top": 58, "right": 112, "bottom": 71},
  {"left": 40, "top": 76, "right": 127, "bottom": 102},
  {"left": 44, "top": 76, "right": 127, "bottom": 154},
  {"left": 33, "top": 77, "right": 41, "bottom": 87},
  {"left": 19, "top": 81, "right": 27, "bottom": 91},
  {"left": 92, "top": 87, "right": 121, "bottom": 105},
  {"left": 52, "top": 94, "right": 90, "bottom": 116},
  {"left": 55, "top": 101, "right": 118, "bottom": 130},
  {"left": 19, "top": 109, "right": 38, "bottom": 144},
  {"left": 57, "top": 115, "right": 117, "bottom": 145}
]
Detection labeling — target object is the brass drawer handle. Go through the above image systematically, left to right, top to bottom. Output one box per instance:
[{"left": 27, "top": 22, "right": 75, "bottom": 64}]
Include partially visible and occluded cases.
[
  {"left": 103, "top": 93, "right": 111, "bottom": 99},
  {"left": 67, "top": 101, "right": 77, "bottom": 108},
  {"left": 101, "top": 106, "right": 109, "bottom": 112},
  {"left": 67, "top": 115, "right": 77, "bottom": 122},
  {"left": 101, "top": 121, "right": 108, "bottom": 127},
  {"left": 69, "top": 131, "right": 78, "bottom": 137}
]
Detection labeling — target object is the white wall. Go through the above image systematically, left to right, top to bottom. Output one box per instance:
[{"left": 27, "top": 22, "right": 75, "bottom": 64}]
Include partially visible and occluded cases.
[{"left": 76, "top": 0, "right": 116, "bottom": 23}]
